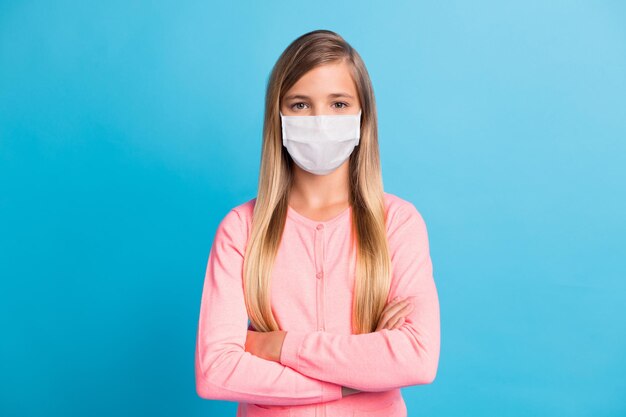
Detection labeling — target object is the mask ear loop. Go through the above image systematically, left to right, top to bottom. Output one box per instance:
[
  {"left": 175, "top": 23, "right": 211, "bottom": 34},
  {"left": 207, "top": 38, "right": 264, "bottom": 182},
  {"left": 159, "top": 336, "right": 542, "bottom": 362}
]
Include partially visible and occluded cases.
[{"left": 354, "top": 109, "right": 362, "bottom": 146}]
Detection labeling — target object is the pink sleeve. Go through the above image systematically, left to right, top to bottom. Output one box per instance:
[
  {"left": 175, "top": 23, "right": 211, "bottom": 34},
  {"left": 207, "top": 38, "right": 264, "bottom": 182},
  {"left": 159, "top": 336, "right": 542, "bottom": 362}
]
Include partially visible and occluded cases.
[
  {"left": 278, "top": 203, "right": 441, "bottom": 392},
  {"left": 195, "top": 208, "right": 344, "bottom": 405}
]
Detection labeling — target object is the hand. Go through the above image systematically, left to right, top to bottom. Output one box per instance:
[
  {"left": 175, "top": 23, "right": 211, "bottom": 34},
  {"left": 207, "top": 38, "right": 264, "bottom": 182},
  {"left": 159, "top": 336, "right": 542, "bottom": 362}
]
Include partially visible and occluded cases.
[
  {"left": 375, "top": 296, "right": 415, "bottom": 331},
  {"left": 244, "top": 329, "right": 286, "bottom": 362}
]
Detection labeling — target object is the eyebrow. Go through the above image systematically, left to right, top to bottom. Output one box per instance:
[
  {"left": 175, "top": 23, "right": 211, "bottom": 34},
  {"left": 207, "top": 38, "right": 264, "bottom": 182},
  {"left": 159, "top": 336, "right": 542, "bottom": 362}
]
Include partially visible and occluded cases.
[{"left": 283, "top": 93, "right": 355, "bottom": 100}]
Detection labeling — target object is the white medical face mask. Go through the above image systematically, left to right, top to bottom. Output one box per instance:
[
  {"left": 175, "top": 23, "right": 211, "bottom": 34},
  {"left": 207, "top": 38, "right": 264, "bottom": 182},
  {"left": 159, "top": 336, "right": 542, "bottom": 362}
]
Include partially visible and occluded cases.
[{"left": 280, "top": 110, "right": 362, "bottom": 175}]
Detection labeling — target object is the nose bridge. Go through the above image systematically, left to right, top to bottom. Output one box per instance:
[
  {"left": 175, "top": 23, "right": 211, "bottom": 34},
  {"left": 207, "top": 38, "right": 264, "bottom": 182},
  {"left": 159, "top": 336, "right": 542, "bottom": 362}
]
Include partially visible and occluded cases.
[{"left": 311, "top": 100, "right": 330, "bottom": 116}]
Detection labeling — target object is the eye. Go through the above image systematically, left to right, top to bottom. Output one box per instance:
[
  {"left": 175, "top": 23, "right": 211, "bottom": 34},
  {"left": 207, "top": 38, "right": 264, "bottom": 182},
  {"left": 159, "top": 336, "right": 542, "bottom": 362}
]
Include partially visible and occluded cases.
[
  {"left": 291, "top": 102, "right": 308, "bottom": 110},
  {"left": 333, "top": 102, "right": 349, "bottom": 109}
]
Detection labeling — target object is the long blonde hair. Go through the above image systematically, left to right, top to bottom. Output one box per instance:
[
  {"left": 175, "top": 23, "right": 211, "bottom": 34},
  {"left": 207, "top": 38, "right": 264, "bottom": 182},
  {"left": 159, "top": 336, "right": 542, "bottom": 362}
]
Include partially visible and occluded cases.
[{"left": 243, "top": 29, "right": 391, "bottom": 334}]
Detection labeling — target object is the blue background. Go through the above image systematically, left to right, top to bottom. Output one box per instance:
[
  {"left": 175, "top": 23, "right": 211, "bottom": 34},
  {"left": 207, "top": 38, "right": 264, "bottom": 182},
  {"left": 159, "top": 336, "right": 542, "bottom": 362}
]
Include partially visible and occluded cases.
[{"left": 1, "top": 1, "right": 625, "bottom": 416}]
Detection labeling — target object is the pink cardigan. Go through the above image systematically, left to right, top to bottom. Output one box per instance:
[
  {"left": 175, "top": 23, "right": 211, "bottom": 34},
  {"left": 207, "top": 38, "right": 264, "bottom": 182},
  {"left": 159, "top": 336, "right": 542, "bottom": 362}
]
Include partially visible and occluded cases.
[{"left": 195, "top": 192, "right": 440, "bottom": 417}]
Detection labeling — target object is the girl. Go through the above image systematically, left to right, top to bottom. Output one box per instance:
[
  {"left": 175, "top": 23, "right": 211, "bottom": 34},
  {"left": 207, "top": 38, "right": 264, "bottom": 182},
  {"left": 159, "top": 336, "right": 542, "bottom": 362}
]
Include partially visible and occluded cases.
[{"left": 195, "top": 29, "right": 440, "bottom": 417}]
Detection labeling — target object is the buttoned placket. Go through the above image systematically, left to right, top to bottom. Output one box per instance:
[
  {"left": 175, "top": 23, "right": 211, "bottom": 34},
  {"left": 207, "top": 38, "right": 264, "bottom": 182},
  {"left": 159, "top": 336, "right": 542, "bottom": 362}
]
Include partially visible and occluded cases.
[
  {"left": 314, "top": 221, "right": 326, "bottom": 417},
  {"left": 314, "top": 223, "right": 326, "bottom": 333}
]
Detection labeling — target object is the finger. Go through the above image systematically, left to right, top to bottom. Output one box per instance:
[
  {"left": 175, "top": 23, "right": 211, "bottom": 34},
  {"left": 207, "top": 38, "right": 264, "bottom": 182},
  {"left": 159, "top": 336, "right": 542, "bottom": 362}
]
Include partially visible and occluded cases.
[
  {"left": 378, "top": 297, "right": 414, "bottom": 330},
  {"left": 388, "top": 297, "right": 413, "bottom": 311},
  {"left": 376, "top": 299, "right": 398, "bottom": 330},
  {"left": 380, "top": 299, "right": 413, "bottom": 326},
  {"left": 378, "top": 300, "right": 406, "bottom": 329},
  {"left": 381, "top": 301, "right": 414, "bottom": 330},
  {"left": 387, "top": 306, "right": 410, "bottom": 329},
  {"left": 382, "top": 315, "right": 399, "bottom": 330},
  {"left": 391, "top": 316, "right": 405, "bottom": 330}
]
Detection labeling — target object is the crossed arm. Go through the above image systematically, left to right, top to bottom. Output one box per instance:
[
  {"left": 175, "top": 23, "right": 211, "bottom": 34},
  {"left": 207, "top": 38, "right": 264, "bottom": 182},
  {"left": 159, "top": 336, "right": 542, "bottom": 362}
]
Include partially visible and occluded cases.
[{"left": 195, "top": 203, "right": 440, "bottom": 405}]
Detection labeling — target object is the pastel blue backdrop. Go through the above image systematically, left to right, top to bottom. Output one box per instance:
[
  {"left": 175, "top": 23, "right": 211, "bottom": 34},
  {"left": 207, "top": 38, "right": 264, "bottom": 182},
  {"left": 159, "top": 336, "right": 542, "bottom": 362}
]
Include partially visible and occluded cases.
[{"left": 1, "top": 1, "right": 624, "bottom": 416}]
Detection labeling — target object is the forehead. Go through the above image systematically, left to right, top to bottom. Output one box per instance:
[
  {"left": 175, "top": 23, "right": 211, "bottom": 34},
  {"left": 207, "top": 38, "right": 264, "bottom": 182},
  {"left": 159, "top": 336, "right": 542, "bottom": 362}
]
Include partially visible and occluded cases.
[{"left": 286, "top": 61, "right": 357, "bottom": 97}]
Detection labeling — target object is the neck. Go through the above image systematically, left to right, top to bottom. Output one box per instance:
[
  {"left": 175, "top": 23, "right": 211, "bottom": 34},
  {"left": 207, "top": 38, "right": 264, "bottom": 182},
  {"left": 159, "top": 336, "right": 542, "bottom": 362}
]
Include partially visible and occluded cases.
[{"left": 289, "top": 161, "right": 350, "bottom": 209}]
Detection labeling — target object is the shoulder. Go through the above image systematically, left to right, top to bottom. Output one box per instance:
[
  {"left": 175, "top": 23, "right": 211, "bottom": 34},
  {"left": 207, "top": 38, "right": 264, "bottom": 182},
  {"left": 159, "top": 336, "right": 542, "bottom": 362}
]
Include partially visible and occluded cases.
[
  {"left": 384, "top": 191, "right": 425, "bottom": 225},
  {"left": 216, "top": 197, "right": 256, "bottom": 241},
  {"left": 230, "top": 197, "right": 256, "bottom": 222}
]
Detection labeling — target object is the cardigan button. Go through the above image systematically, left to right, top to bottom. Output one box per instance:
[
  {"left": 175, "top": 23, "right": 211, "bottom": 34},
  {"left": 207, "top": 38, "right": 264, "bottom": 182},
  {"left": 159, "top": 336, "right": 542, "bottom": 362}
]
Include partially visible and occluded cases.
[
  {"left": 316, "top": 224, "right": 324, "bottom": 230},
  {"left": 316, "top": 272, "right": 323, "bottom": 279}
]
